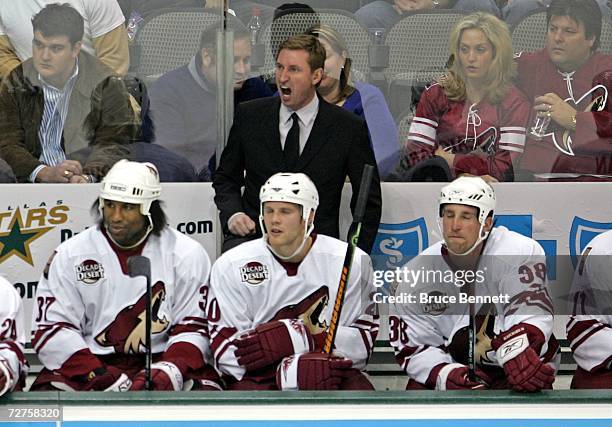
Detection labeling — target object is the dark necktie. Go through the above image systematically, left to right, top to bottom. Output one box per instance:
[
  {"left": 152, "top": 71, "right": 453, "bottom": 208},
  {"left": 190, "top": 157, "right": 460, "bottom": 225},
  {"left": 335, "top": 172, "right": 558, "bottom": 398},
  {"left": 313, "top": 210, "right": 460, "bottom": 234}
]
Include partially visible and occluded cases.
[{"left": 284, "top": 113, "right": 300, "bottom": 170}]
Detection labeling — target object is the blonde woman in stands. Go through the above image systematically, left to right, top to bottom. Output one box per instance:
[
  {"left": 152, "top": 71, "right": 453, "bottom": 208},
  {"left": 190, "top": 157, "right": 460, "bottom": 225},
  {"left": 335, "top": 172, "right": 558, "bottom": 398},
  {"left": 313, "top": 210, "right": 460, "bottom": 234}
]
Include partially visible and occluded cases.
[{"left": 402, "top": 12, "right": 529, "bottom": 182}]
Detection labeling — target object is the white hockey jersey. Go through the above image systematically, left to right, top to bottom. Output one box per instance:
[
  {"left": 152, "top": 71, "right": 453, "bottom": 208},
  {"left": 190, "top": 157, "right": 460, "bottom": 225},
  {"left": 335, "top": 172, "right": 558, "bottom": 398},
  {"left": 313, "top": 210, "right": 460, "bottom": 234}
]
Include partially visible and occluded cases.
[
  {"left": 32, "top": 226, "right": 211, "bottom": 371},
  {"left": 390, "top": 226, "right": 556, "bottom": 386},
  {"left": 567, "top": 230, "right": 612, "bottom": 372},
  {"left": 207, "top": 235, "right": 379, "bottom": 381},
  {"left": 0, "top": 276, "right": 28, "bottom": 391}
]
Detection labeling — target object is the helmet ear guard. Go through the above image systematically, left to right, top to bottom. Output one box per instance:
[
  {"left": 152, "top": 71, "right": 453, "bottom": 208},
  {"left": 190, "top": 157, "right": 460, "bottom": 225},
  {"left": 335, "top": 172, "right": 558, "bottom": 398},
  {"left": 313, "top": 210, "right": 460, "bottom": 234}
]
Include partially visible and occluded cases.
[
  {"left": 259, "top": 173, "right": 319, "bottom": 260},
  {"left": 438, "top": 176, "right": 496, "bottom": 256}
]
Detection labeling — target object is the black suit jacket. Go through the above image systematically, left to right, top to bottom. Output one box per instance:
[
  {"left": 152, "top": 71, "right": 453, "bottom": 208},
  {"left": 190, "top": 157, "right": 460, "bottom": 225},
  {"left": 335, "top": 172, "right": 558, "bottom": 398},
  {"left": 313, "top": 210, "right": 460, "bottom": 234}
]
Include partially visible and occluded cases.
[{"left": 213, "top": 95, "right": 382, "bottom": 253}]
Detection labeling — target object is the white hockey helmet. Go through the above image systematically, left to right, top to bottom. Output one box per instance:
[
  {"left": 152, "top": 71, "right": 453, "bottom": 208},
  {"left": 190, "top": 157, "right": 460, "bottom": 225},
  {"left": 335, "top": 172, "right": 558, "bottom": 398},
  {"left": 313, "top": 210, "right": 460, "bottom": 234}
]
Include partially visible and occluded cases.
[
  {"left": 99, "top": 159, "right": 162, "bottom": 216},
  {"left": 99, "top": 160, "right": 162, "bottom": 248},
  {"left": 259, "top": 173, "right": 319, "bottom": 259},
  {"left": 438, "top": 176, "right": 496, "bottom": 255},
  {"left": 439, "top": 176, "right": 496, "bottom": 225}
]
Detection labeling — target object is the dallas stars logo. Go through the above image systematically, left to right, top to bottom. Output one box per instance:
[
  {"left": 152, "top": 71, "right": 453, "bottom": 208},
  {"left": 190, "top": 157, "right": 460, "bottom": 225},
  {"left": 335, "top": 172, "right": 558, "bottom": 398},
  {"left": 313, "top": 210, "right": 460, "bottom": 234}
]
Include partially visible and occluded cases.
[{"left": 0, "top": 208, "right": 53, "bottom": 265}]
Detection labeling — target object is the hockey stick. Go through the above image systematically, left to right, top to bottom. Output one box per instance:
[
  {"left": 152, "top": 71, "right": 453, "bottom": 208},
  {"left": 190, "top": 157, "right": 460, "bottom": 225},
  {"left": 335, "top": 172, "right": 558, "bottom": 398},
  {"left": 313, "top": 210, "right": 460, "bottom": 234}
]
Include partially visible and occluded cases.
[
  {"left": 323, "top": 164, "right": 375, "bottom": 354},
  {"left": 127, "top": 255, "right": 152, "bottom": 391},
  {"left": 467, "top": 281, "right": 476, "bottom": 382}
]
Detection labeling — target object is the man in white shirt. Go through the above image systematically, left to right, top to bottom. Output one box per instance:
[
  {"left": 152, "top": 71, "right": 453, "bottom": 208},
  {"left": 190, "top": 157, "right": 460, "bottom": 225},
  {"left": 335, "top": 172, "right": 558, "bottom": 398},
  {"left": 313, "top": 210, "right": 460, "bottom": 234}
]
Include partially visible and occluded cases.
[{"left": 0, "top": 0, "right": 128, "bottom": 78}]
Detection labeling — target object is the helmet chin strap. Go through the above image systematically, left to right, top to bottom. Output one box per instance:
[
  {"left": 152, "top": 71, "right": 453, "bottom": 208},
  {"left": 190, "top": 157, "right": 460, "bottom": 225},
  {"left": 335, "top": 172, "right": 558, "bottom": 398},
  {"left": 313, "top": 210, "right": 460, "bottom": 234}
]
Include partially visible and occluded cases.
[
  {"left": 105, "top": 214, "right": 154, "bottom": 250},
  {"left": 438, "top": 218, "right": 490, "bottom": 257},
  {"left": 265, "top": 221, "right": 314, "bottom": 261}
]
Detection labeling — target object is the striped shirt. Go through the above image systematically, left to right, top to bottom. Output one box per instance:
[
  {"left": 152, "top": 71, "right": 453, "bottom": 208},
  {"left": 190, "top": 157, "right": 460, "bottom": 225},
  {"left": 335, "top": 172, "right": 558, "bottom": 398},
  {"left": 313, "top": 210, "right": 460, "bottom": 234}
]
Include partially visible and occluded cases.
[{"left": 29, "top": 60, "right": 79, "bottom": 182}]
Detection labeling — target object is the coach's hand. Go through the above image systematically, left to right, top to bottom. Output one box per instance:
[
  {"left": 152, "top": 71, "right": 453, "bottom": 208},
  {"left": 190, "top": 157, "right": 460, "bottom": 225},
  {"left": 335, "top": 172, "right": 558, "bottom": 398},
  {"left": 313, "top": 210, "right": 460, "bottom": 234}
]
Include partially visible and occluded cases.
[
  {"left": 228, "top": 213, "right": 256, "bottom": 236},
  {"left": 234, "top": 319, "right": 314, "bottom": 371},
  {"left": 276, "top": 352, "right": 353, "bottom": 390}
]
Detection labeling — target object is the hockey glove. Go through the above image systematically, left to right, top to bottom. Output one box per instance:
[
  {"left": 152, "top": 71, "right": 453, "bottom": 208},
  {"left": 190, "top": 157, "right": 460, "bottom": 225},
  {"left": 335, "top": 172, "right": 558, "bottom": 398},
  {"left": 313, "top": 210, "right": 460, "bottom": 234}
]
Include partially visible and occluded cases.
[
  {"left": 234, "top": 319, "right": 314, "bottom": 371},
  {"left": 492, "top": 324, "right": 555, "bottom": 392},
  {"left": 276, "top": 352, "right": 353, "bottom": 390},
  {"left": 0, "top": 357, "right": 16, "bottom": 396},
  {"left": 130, "top": 361, "right": 184, "bottom": 391},
  {"left": 434, "top": 363, "right": 489, "bottom": 390},
  {"left": 80, "top": 366, "right": 132, "bottom": 391}
]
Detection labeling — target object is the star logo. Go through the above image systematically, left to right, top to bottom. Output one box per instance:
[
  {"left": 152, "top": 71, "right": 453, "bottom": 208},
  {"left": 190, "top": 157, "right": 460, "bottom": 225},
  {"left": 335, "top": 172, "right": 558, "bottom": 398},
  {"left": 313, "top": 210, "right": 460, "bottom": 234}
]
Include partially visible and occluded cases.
[{"left": 0, "top": 208, "right": 53, "bottom": 265}]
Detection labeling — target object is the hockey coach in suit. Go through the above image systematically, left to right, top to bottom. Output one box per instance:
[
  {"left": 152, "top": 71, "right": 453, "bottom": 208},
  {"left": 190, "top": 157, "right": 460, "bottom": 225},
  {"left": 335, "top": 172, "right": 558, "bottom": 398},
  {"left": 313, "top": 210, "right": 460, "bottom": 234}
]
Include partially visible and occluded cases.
[{"left": 213, "top": 34, "right": 382, "bottom": 254}]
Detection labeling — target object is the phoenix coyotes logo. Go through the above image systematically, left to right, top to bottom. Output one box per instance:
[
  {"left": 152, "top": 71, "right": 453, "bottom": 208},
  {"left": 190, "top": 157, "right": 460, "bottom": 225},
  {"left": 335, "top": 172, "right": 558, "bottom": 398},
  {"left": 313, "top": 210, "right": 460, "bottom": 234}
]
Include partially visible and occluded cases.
[
  {"left": 544, "top": 84, "right": 608, "bottom": 156},
  {"left": 458, "top": 126, "right": 498, "bottom": 155},
  {"left": 95, "top": 281, "right": 169, "bottom": 353},
  {"left": 274, "top": 286, "right": 330, "bottom": 335}
]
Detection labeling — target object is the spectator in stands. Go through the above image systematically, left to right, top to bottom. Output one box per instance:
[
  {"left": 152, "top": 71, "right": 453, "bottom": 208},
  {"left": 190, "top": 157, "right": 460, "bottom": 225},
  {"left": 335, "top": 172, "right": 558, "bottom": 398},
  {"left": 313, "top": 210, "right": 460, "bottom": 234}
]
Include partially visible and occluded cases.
[
  {"left": 0, "top": 0, "right": 129, "bottom": 78},
  {"left": 355, "top": 0, "right": 500, "bottom": 31},
  {"left": 502, "top": 0, "right": 611, "bottom": 29},
  {"left": 515, "top": 0, "right": 612, "bottom": 180},
  {"left": 0, "top": 4, "right": 138, "bottom": 183},
  {"left": 399, "top": 12, "right": 529, "bottom": 182},
  {"left": 148, "top": 20, "right": 272, "bottom": 181},
  {"left": 307, "top": 25, "right": 399, "bottom": 179},
  {"left": 213, "top": 34, "right": 381, "bottom": 253}
]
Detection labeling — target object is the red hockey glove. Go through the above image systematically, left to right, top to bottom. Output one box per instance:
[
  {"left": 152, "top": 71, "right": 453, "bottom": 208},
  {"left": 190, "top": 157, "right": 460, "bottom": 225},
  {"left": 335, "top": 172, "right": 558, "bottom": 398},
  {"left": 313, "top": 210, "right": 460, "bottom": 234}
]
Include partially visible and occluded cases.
[
  {"left": 233, "top": 319, "right": 314, "bottom": 371},
  {"left": 492, "top": 325, "right": 555, "bottom": 392},
  {"left": 276, "top": 352, "right": 353, "bottom": 390},
  {"left": 0, "top": 357, "right": 16, "bottom": 396},
  {"left": 130, "top": 361, "right": 184, "bottom": 391},
  {"left": 434, "top": 363, "right": 489, "bottom": 390},
  {"left": 81, "top": 366, "right": 132, "bottom": 391}
]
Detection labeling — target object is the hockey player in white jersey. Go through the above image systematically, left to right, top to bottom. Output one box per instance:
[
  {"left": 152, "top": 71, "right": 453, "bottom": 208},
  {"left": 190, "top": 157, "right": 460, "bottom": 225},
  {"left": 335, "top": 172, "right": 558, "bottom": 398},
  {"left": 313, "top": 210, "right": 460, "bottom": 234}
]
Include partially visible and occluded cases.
[
  {"left": 31, "top": 160, "right": 221, "bottom": 391},
  {"left": 207, "top": 172, "right": 379, "bottom": 390},
  {"left": 390, "top": 176, "right": 558, "bottom": 391},
  {"left": 567, "top": 230, "right": 612, "bottom": 388},
  {"left": 0, "top": 276, "right": 28, "bottom": 396}
]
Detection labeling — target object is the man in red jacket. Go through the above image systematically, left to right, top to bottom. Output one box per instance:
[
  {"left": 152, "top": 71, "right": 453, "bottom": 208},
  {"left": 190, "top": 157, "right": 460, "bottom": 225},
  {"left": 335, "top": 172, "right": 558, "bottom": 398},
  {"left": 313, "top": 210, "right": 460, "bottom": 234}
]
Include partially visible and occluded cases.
[{"left": 516, "top": 0, "right": 612, "bottom": 180}]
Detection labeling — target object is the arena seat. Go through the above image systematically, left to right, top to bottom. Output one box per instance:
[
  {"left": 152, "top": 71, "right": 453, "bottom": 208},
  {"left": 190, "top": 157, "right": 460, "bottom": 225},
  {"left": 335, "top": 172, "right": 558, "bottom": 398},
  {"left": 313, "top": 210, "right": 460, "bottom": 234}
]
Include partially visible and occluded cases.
[{"left": 130, "top": 8, "right": 222, "bottom": 80}]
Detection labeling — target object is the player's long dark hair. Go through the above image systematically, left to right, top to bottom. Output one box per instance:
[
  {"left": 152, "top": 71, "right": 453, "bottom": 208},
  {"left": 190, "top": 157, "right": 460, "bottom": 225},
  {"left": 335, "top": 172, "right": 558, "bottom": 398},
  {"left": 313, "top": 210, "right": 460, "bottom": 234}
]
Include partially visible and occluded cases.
[{"left": 91, "top": 199, "right": 167, "bottom": 237}]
